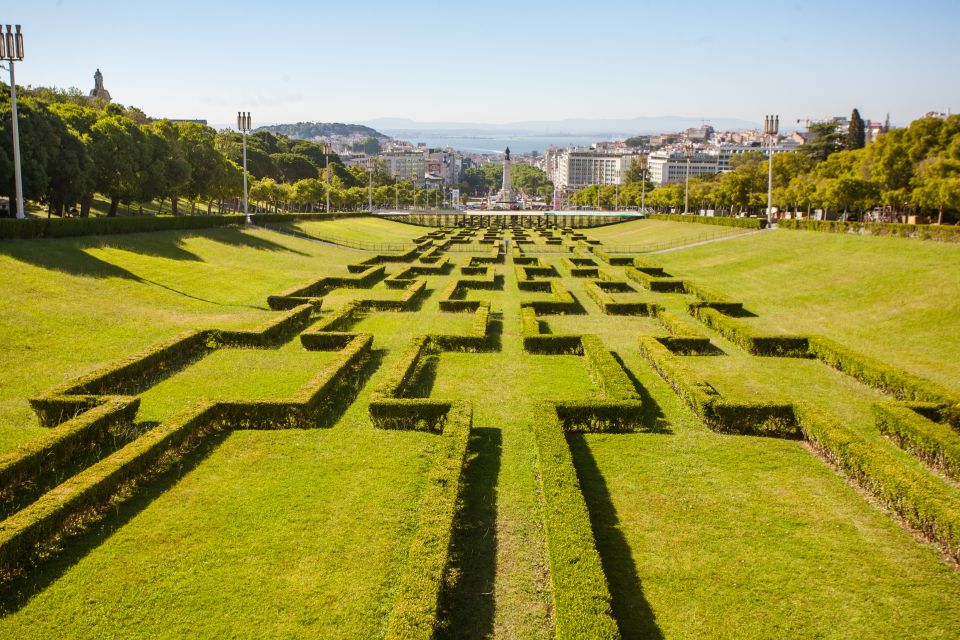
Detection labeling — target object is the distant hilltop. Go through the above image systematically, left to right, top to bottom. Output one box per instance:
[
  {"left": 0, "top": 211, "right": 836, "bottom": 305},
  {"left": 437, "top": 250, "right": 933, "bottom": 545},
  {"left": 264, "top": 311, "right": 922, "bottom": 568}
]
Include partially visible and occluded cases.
[{"left": 255, "top": 121, "right": 389, "bottom": 140}]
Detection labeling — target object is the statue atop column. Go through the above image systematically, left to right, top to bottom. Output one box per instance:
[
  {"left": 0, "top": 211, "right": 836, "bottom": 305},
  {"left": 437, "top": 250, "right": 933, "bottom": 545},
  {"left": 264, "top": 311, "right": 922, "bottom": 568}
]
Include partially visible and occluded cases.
[
  {"left": 89, "top": 69, "right": 112, "bottom": 102},
  {"left": 497, "top": 147, "right": 516, "bottom": 207}
]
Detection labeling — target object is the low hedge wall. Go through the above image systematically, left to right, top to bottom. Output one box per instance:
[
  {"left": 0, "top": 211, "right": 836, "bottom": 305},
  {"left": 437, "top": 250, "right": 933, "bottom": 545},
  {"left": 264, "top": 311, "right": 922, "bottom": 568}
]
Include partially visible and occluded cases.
[
  {"left": 648, "top": 213, "right": 767, "bottom": 229},
  {"left": 777, "top": 219, "right": 960, "bottom": 242},
  {"left": 591, "top": 248, "right": 635, "bottom": 266},
  {"left": 268, "top": 265, "right": 386, "bottom": 309},
  {"left": 625, "top": 267, "right": 686, "bottom": 293},
  {"left": 356, "top": 279, "right": 426, "bottom": 312},
  {"left": 584, "top": 281, "right": 657, "bottom": 316},
  {"left": 682, "top": 281, "right": 745, "bottom": 315},
  {"left": 521, "top": 282, "right": 582, "bottom": 315},
  {"left": 429, "top": 304, "right": 492, "bottom": 353},
  {"left": 216, "top": 305, "right": 314, "bottom": 348},
  {"left": 652, "top": 308, "right": 700, "bottom": 337},
  {"left": 692, "top": 308, "right": 810, "bottom": 357},
  {"left": 31, "top": 329, "right": 214, "bottom": 426},
  {"left": 1, "top": 333, "right": 374, "bottom": 577},
  {"left": 581, "top": 335, "right": 639, "bottom": 402},
  {"left": 372, "top": 336, "right": 432, "bottom": 402},
  {"left": 638, "top": 336, "right": 799, "bottom": 437},
  {"left": 807, "top": 336, "right": 957, "bottom": 406},
  {"left": 0, "top": 397, "right": 139, "bottom": 517},
  {"left": 554, "top": 400, "right": 645, "bottom": 433},
  {"left": 383, "top": 402, "right": 472, "bottom": 640},
  {"left": 796, "top": 403, "right": 960, "bottom": 561},
  {"left": 874, "top": 403, "right": 960, "bottom": 480},
  {"left": 532, "top": 404, "right": 621, "bottom": 639}
]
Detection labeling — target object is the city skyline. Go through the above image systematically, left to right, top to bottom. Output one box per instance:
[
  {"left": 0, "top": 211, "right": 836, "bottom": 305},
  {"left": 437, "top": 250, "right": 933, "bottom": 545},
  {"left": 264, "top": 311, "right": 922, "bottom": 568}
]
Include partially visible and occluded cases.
[{"left": 7, "top": 0, "right": 960, "bottom": 129}]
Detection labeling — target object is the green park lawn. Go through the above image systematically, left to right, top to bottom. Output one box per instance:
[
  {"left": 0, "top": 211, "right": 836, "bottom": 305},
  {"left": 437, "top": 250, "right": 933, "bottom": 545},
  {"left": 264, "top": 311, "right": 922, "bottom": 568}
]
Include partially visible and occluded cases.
[{"left": 0, "top": 217, "right": 959, "bottom": 638}]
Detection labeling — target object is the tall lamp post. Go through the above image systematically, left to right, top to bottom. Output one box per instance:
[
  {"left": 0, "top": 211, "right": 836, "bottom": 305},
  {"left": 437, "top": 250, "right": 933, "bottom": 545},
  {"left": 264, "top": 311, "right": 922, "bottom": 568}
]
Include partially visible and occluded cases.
[
  {"left": 2, "top": 25, "right": 26, "bottom": 218},
  {"left": 237, "top": 111, "right": 252, "bottom": 224},
  {"left": 764, "top": 114, "right": 780, "bottom": 224},
  {"left": 323, "top": 144, "right": 331, "bottom": 213},
  {"left": 683, "top": 145, "right": 693, "bottom": 214},
  {"left": 640, "top": 156, "right": 648, "bottom": 213},
  {"left": 366, "top": 157, "right": 374, "bottom": 212}
]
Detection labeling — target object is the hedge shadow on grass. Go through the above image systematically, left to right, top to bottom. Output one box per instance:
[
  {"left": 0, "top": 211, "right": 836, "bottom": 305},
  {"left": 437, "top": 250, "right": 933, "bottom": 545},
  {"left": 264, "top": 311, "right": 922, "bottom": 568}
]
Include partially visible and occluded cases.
[
  {"left": 202, "top": 228, "right": 311, "bottom": 256},
  {"left": 610, "top": 352, "right": 671, "bottom": 434},
  {"left": 436, "top": 427, "right": 501, "bottom": 640},
  {"left": 0, "top": 429, "right": 232, "bottom": 617},
  {"left": 566, "top": 434, "right": 664, "bottom": 640}
]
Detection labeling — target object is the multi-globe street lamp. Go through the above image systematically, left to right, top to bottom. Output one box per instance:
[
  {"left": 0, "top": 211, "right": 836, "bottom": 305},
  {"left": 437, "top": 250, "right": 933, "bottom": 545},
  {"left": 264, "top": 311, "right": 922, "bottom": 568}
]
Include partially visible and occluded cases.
[
  {"left": 1, "top": 25, "right": 26, "bottom": 218},
  {"left": 237, "top": 111, "right": 252, "bottom": 224},
  {"left": 764, "top": 114, "right": 780, "bottom": 225}
]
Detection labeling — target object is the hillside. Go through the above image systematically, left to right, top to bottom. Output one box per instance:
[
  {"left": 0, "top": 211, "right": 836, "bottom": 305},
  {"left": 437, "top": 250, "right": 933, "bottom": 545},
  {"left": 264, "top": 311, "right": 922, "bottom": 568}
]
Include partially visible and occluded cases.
[{"left": 255, "top": 121, "right": 389, "bottom": 140}]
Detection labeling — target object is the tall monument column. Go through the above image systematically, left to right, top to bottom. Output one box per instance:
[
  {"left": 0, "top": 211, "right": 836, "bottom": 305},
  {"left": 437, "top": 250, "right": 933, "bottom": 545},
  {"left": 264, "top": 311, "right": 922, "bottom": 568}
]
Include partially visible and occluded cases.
[{"left": 500, "top": 147, "right": 513, "bottom": 203}]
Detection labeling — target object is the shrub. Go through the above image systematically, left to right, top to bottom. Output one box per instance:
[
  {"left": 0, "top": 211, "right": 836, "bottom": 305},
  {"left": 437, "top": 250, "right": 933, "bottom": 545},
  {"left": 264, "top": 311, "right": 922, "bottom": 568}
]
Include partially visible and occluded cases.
[
  {"left": 648, "top": 213, "right": 767, "bottom": 229},
  {"left": 777, "top": 219, "right": 960, "bottom": 242},
  {"left": 268, "top": 265, "right": 386, "bottom": 309},
  {"left": 625, "top": 267, "right": 685, "bottom": 293},
  {"left": 584, "top": 281, "right": 656, "bottom": 316},
  {"left": 682, "top": 281, "right": 745, "bottom": 315},
  {"left": 521, "top": 282, "right": 582, "bottom": 316},
  {"left": 216, "top": 304, "right": 314, "bottom": 348},
  {"left": 429, "top": 304, "right": 492, "bottom": 352},
  {"left": 692, "top": 307, "right": 810, "bottom": 357},
  {"left": 652, "top": 308, "right": 699, "bottom": 337},
  {"left": 31, "top": 329, "right": 214, "bottom": 426},
  {"left": 372, "top": 336, "right": 432, "bottom": 402},
  {"left": 807, "top": 336, "right": 956, "bottom": 405},
  {"left": 0, "top": 397, "right": 139, "bottom": 515},
  {"left": 796, "top": 403, "right": 960, "bottom": 561},
  {"left": 874, "top": 403, "right": 960, "bottom": 480},
  {"left": 531, "top": 404, "right": 621, "bottom": 639}
]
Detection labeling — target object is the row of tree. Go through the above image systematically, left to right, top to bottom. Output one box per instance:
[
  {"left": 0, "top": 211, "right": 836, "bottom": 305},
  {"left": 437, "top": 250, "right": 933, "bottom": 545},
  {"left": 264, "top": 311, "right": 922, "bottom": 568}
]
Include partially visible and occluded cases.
[{"left": 571, "top": 113, "right": 960, "bottom": 222}]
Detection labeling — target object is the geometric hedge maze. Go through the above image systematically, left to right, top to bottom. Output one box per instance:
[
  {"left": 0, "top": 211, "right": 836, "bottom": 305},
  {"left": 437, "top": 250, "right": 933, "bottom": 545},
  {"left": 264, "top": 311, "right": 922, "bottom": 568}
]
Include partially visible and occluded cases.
[{"left": 1, "top": 223, "right": 958, "bottom": 639}]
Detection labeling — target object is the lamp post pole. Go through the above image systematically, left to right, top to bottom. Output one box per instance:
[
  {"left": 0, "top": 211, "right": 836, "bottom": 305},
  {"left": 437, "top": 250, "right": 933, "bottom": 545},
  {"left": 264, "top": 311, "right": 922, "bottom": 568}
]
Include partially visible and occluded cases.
[
  {"left": 2, "top": 25, "right": 26, "bottom": 218},
  {"left": 237, "top": 111, "right": 251, "bottom": 224},
  {"left": 764, "top": 114, "right": 780, "bottom": 225},
  {"left": 324, "top": 144, "right": 331, "bottom": 213},
  {"left": 684, "top": 145, "right": 693, "bottom": 214},
  {"left": 366, "top": 158, "right": 374, "bottom": 212},
  {"left": 640, "top": 158, "right": 647, "bottom": 213}
]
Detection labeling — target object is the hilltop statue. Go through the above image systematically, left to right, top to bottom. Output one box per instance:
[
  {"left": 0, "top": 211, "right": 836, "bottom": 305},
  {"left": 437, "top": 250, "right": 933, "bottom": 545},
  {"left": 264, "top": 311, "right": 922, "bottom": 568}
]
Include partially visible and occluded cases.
[{"left": 89, "top": 69, "right": 112, "bottom": 102}]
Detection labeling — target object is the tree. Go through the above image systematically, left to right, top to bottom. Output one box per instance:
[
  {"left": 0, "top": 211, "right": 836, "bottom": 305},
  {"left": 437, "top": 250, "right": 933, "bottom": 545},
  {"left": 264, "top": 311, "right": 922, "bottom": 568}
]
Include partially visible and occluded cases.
[
  {"left": 847, "top": 108, "right": 866, "bottom": 151},
  {"left": 88, "top": 115, "right": 147, "bottom": 215},
  {"left": 800, "top": 121, "right": 843, "bottom": 162},
  {"left": 271, "top": 153, "right": 318, "bottom": 183},
  {"left": 912, "top": 157, "right": 960, "bottom": 224}
]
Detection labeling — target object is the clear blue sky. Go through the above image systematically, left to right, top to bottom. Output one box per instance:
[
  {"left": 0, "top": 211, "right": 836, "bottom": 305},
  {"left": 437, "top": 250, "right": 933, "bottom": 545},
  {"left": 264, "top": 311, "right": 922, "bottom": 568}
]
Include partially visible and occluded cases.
[{"left": 9, "top": 0, "right": 960, "bottom": 128}]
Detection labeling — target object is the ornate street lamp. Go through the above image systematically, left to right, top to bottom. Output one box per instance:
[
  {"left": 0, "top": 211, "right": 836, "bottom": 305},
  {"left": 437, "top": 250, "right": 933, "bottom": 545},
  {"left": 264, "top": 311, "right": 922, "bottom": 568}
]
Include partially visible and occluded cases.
[
  {"left": 1, "top": 25, "right": 26, "bottom": 218},
  {"left": 237, "top": 111, "right": 252, "bottom": 224},
  {"left": 764, "top": 114, "right": 780, "bottom": 224}
]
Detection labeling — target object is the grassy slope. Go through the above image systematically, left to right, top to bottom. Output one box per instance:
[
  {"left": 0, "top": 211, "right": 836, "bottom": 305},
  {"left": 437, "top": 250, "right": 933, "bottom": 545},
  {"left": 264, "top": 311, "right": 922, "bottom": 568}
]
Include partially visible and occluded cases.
[
  {"left": 291, "top": 217, "right": 430, "bottom": 243},
  {"left": 585, "top": 218, "right": 746, "bottom": 246},
  {"left": 0, "top": 219, "right": 408, "bottom": 453},
  {"left": 2, "top": 220, "right": 960, "bottom": 638},
  {"left": 637, "top": 226, "right": 960, "bottom": 392}
]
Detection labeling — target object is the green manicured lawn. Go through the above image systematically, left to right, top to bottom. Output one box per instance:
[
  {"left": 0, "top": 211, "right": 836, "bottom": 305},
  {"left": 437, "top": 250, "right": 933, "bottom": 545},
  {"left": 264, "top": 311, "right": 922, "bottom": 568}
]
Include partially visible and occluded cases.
[
  {"left": 291, "top": 217, "right": 431, "bottom": 243},
  {"left": 1, "top": 218, "right": 959, "bottom": 638},
  {"left": 586, "top": 218, "right": 746, "bottom": 246},
  {"left": 650, "top": 227, "right": 960, "bottom": 393}
]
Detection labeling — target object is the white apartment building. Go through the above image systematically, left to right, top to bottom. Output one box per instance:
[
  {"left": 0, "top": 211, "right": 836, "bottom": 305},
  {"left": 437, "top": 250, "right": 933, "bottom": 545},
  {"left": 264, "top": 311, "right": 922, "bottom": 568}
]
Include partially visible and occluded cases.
[
  {"left": 715, "top": 142, "right": 798, "bottom": 172},
  {"left": 550, "top": 149, "right": 642, "bottom": 188},
  {"left": 381, "top": 150, "right": 426, "bottom": 183},
  {"left": 647, "top": 151, "right": 719, "bottom": 185}
]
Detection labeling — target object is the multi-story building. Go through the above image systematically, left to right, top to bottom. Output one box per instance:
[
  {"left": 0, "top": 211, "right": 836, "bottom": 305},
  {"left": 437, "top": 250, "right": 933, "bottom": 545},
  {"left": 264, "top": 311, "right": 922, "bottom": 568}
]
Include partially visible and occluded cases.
[
  {"left": 715, "top": 141, "right": 798, "bottom": 172},
  {"left": 550, "top": 148, "right": 642, "bottom": 189},
  {"left": 380, "top": 150, "right": 426, "bottom": 183},
  {"left": 647, "top": 150, "right": 718, "bottom": 185}
]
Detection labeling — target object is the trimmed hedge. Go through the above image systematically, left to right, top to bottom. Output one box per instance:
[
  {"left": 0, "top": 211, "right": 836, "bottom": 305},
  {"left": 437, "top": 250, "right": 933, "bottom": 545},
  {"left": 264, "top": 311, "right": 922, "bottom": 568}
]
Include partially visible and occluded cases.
[
  {"left": 648, "top": 213, "right": 767, "bottom": 229},
  {"left": 777, "top": 219, "right": 960, "bottom": 242},
  {"left": 349, "top": 248, "right": 420, "bottom": 271},
  {"left": 591, "top": 248, "right": 635, "bottom": 266},
  {"left": 267, "top": 265, "right": 385, "bottom": 310},
  {"left": 625, "top": 267, "right": 685, "bottom": 293},
  {"left": 438, "top": 273, "right": 501, "bottom": 312},
  {"left": 356, "top": 279, "right": 426, "bottom": 312},
  {"left": 682, "top": 280, "right": 745, "bottom": 315},
  {"left": 520, "top": 281, "right": 582, "bottom": 315},
  {"left": 584, "top": 281, "right": 656, "bottom": 316},
  {"left": 216, "top": 304, "right": 314, "bottom": 348},
  {"left": 429, "top": 304, "right": 492, "bottom": 352},
  {"left": 521, "top": 307, "right": 582, "bottom": 354},
  {"left": 692, "top": 307, "right": 810, "bottom": 357},
  {"left": 652, "top": 308, "right": 700, "bottom": 337},
  {"left": 31, "top": 329, "right": 214, "bottom": 426},
  {"left": 3, "top": 333, "right": 374, "bottom": 577},
  {"left": 372, "top": 336, "right": 432, "bottom": 403},
  {"left": 638, "top": 336, "right": 800, "bottom": 437},
  {"left": 807, "top": 336, "right": 957, "bottom": 405},
  {"left": 0, "top": 397, "right": 139, "bottom": 516},
  {"left": 382, "top": 402, "right": 472, "bottom": 640},
  {"left": 531, "top": 403, "right": 621, "bottom": 639},
  {"left": 796, "top": 403, "right": 960, "bottom": 561},
  {"left": 874, "top": 403, "right": 960, "bottom": 480}
]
